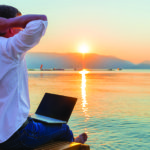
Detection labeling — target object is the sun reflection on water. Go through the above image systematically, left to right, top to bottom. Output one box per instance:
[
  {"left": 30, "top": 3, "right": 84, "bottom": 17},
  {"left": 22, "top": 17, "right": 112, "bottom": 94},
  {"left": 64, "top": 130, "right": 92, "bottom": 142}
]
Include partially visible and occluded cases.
[{"left": 79, "top": 69, "right": 90, "bottom": 122}]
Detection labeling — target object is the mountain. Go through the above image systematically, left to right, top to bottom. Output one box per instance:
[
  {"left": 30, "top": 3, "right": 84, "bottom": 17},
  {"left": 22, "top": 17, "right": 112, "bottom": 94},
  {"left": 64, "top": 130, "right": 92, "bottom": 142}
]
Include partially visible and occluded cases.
[
  {"left": 25, "top": 52, "right": 150, "bottom": 69},
  {"left": 135, "top": 61, "right": 150, "bottom": 69},
  {"left": 140, "top": 61, "right": 150, "bottom": 65}
]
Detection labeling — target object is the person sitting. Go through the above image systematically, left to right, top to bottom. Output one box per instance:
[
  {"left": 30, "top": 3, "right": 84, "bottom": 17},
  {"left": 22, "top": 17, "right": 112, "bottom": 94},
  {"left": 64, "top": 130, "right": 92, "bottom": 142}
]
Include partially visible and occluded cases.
[{"left": 0, "top": 5, "right": 88, "bottom": 150}]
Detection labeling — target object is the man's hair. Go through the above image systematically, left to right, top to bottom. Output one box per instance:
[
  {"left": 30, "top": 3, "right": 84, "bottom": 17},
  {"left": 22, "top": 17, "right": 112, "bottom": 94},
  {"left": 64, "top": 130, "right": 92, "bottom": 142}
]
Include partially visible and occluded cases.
[{"left": 0, "top": 5, "right": 21, "bottom": 19}]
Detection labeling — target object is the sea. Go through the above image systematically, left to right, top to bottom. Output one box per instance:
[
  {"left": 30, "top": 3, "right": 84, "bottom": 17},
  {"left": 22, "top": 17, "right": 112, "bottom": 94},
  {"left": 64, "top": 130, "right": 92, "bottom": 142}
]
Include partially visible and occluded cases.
[{"left": 28, "top": 69, "right": 150, "bottom": 150}]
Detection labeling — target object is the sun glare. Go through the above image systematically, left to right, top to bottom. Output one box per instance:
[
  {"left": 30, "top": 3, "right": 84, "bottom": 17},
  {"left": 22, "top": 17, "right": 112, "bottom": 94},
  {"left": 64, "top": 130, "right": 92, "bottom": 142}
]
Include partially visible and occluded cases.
[
  {"left": 79, "top": 44, "right": 89, "bottom": 54},
  {"left": 79, "top": 69, "right": 89, "bottom": 74}
]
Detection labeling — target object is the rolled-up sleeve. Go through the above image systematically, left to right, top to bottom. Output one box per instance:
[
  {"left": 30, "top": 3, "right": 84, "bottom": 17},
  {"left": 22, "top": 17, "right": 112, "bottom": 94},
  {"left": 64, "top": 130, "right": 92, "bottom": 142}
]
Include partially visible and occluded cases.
[{"left": 7, "top": 20, "right": 48, "bottom": 60}]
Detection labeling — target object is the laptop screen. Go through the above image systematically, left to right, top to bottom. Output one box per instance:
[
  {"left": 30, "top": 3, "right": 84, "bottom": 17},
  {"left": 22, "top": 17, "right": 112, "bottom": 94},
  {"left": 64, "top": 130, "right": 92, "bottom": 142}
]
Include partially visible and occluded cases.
[{"left": 35, "top": 93, "right": 77, "bottom": 122}]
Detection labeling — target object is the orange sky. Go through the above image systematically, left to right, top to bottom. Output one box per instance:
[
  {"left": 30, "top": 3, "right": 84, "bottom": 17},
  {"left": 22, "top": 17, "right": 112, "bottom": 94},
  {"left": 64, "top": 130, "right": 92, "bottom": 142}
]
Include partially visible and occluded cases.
[{"left": 3, "top": 0, "right": 150, "bottom": 64}]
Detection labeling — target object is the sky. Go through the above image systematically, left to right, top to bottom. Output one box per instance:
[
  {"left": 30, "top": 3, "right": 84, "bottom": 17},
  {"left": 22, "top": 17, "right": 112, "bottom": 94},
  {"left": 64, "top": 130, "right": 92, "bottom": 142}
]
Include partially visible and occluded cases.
[{"left": 1, "top": 0, "right": 150, "bottom": 64}]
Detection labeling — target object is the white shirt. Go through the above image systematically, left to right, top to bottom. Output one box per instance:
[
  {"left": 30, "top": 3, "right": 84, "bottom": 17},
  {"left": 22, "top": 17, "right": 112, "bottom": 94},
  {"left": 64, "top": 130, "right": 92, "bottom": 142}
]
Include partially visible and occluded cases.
[{"left": 0, "top": 20, "right": 48, "bottom": 143}]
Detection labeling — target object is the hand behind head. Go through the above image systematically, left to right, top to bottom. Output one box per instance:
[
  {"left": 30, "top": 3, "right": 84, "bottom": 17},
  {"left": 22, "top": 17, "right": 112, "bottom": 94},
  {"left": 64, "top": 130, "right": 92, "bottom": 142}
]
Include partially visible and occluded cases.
[{"left": 0, "top": 17, "right": 9, "bottom": 35}]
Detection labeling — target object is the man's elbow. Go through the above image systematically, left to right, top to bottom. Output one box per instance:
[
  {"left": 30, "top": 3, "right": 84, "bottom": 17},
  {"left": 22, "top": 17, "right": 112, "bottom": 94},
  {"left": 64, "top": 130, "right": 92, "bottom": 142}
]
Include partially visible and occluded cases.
[{"left": 42, "top": 15, "right": 47, "bottom": 21}]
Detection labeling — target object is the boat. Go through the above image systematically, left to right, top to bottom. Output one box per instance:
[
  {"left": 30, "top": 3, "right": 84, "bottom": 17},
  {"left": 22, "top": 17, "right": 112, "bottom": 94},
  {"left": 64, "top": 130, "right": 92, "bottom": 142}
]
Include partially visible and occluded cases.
[
  {"left": 40, "top": 64, "right": 64, "bottom": 71},
  {"left": 117, "top": 68, "right": 122, "bottom": 71}
]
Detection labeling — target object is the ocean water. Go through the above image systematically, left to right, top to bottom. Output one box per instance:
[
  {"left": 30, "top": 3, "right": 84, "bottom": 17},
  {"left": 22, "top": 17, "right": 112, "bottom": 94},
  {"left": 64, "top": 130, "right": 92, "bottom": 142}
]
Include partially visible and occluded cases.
[{"left": 28, "top": 70, "right": 150, "bottom": 150}]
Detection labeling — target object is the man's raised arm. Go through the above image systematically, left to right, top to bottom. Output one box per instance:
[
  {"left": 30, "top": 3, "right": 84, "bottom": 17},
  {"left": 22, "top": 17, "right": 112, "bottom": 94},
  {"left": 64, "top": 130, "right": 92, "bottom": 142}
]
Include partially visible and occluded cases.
[{"left": 0, "top": 15, "right": 47, "bottom": 34}]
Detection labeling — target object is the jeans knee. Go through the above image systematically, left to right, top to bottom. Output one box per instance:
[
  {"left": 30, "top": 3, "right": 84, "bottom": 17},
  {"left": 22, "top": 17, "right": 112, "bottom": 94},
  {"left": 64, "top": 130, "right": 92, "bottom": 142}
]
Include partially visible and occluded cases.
[
  {"left": 61, "top": 124, "right": 74, "bottom": 142},
  {"left": 62, "top": 124, "right": 70, "bottom": 132}
]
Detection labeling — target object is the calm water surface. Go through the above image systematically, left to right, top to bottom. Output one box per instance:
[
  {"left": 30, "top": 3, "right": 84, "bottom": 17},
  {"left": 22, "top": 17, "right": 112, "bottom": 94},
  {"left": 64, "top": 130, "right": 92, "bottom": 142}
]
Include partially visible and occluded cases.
[{"left": 28, "top": 70, "right": 150, "bottom": 150}]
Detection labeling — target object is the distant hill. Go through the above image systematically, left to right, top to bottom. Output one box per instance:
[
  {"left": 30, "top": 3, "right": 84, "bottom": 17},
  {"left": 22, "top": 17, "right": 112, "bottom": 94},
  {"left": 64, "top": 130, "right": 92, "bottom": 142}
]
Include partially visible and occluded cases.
[
  {"left": 25, "top": 52, "right": 150, "bottom": 69},
  {"left": 135, "top": 61, "right": 150, "bottom": 69},
  {"left": 140, "top": 61, "right": 150, "bottom": 65}
]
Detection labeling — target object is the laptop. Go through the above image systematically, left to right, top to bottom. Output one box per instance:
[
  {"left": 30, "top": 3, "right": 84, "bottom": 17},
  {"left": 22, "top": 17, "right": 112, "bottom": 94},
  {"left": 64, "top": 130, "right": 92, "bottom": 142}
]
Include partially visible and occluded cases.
[{"left": 31, "top": 93, "right": 77, "bottom": 124}]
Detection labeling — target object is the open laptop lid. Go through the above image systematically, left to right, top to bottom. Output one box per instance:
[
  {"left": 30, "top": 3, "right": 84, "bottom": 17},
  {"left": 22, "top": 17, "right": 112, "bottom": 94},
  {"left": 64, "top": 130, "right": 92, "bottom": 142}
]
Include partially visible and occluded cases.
[{"left": 35, "top": 93, "right": 77, "bottom": 122}]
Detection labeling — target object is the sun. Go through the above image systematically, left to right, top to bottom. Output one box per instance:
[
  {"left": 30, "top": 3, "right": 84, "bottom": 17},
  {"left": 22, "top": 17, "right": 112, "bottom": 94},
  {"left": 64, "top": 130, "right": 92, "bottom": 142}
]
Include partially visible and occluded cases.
[{"left": 79, "top": 44, "right": 89, "bottom": 54}]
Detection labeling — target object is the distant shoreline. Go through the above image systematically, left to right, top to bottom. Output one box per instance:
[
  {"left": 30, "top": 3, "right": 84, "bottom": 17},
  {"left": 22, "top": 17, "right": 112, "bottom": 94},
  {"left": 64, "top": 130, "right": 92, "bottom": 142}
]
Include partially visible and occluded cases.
[{"left": 28, "top": 69, "right": 150, "bottom": 73}]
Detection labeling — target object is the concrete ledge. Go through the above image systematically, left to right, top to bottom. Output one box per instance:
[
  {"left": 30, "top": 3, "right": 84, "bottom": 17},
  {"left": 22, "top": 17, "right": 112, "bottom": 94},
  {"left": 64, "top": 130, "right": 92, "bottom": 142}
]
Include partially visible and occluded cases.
[{"left": 34, "top": 141, "right": 90, "bottom": 150}]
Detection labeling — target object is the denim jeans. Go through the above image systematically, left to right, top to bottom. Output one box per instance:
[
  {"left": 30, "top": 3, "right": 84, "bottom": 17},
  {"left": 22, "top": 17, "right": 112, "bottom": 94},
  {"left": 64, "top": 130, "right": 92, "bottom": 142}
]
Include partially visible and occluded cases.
[{"left": 0, "top": 117, "right": 74, "bottom": 150}]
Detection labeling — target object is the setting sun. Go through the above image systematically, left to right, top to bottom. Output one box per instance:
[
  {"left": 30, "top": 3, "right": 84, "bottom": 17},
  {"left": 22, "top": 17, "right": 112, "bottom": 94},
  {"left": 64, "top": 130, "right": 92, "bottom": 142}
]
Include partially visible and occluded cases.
[{"left": 78, "top": 44, "right": 89, "bottom": 53}]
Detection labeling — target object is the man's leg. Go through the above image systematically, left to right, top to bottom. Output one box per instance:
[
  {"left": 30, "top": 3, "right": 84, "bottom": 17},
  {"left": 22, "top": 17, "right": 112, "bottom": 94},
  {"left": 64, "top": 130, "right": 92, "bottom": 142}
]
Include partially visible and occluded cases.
[
  {"left": 0, "top": 117, "right": 88, "bottom": 150},
  {"left": 19, "top": 117, "right": 74, "bottom": 149}
]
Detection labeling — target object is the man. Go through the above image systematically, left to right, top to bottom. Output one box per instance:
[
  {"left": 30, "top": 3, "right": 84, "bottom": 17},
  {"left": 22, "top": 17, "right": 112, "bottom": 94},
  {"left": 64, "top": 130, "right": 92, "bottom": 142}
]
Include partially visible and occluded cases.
[{"left": 0, "top": 5, "right": 87, "bottom": 150}]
